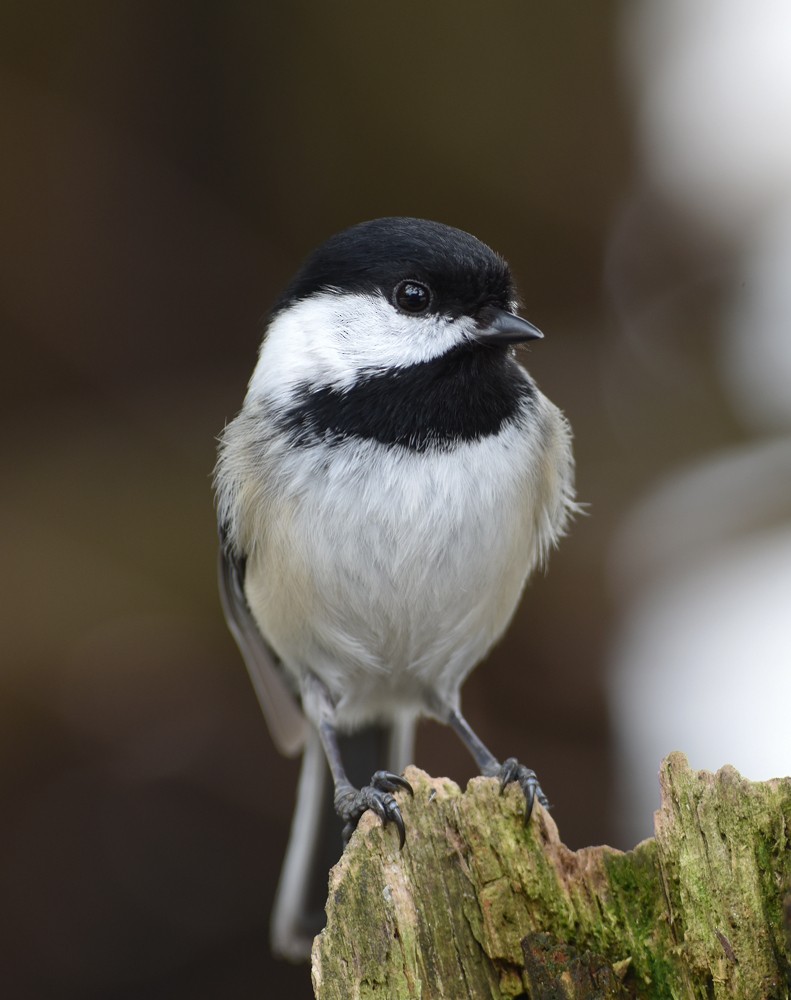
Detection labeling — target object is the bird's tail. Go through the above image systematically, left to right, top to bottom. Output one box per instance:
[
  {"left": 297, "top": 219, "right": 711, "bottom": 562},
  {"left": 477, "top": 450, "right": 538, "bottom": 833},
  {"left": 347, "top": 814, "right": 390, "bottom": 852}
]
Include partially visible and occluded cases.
[{"left": 271, "top": 717, "right": 416, "bottom": 961}]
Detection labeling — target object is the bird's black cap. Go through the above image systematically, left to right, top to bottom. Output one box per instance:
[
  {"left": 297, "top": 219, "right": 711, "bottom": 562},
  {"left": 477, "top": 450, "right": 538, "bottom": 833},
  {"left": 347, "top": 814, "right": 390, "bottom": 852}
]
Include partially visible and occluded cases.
[{"left": 274, "top": 217, "right": 516, "bottom": 319}]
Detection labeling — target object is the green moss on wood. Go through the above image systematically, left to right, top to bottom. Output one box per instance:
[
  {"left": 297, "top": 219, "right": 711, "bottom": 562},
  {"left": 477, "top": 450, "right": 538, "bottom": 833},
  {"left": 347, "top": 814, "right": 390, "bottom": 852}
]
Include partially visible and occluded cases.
[{"left": 312, "top": 756, "right": 791, "bottom": 999}]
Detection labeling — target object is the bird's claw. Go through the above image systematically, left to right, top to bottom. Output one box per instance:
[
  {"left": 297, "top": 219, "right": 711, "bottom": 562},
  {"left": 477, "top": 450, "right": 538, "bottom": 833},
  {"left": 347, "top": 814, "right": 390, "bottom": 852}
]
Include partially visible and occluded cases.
[
  {"left": 497, "top": 757, "right": 549, "bottom": 824},
  {"left": 336, "top": 771, "right": 413, "bottom": 849}
]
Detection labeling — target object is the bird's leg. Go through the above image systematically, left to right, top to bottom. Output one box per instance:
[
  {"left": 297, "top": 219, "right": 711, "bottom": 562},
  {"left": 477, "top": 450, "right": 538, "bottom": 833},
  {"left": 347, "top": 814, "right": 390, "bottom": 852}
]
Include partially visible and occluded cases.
[
  {"left": 301, "top": 673, "right": 413, "bottom": 847},
  {"left": 444, "top": 703, "right": 549, "bottom": 823}
]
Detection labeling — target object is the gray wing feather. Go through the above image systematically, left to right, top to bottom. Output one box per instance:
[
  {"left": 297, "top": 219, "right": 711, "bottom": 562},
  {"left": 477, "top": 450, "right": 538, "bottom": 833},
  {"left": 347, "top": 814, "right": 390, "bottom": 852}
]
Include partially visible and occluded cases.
[{"left": 218, "top": 541, "right": 308, "bottom": 758}]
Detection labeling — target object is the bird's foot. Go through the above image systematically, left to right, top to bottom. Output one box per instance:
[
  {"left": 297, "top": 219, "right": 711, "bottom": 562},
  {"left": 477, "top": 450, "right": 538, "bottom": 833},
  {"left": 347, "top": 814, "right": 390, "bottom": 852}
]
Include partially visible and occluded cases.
[
  {"left": 490, "top": 757, "right": 549, "bottom": 824},
  {"left": 334, "top": 770, "right": 413, "bottom": 848}
]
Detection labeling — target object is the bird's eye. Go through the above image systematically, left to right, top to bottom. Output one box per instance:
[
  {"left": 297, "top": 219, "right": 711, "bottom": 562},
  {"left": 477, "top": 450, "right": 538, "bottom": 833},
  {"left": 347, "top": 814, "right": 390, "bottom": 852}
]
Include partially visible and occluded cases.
[{"left": 393, "top": 280, "right": 432, "bottom": 315}]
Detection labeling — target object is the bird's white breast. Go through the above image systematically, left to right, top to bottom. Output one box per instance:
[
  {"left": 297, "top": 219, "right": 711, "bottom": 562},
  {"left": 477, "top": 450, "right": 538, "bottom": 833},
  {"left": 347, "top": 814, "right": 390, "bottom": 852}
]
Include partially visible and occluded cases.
[{"left": 241, "top": 411, "right": 566, "bottom": 728}]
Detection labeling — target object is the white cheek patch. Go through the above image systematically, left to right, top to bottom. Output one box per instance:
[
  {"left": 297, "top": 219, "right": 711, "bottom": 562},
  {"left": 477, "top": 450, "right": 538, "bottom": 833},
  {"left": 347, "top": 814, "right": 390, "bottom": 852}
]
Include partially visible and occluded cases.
[{"left": 246, "top": 291, "right": 474, "bottom": 403}]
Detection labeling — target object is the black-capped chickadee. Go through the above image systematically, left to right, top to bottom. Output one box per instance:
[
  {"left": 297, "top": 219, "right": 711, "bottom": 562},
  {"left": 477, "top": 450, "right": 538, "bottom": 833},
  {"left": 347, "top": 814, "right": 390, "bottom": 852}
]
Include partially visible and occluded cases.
[{"left": 215, "top": 217, "right": 576, "bottom": 959}]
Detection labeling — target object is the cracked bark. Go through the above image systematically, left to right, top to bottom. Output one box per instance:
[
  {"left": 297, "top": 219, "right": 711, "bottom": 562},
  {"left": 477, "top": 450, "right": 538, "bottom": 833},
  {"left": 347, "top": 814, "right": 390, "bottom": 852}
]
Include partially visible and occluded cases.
[{"left": 311, "top": 753, "right": 791, "bottom": 999}]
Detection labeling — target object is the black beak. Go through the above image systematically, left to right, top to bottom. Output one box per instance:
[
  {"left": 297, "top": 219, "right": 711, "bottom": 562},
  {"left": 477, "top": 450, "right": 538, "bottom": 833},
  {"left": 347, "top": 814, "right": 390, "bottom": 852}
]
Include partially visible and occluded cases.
[{"left": 473, "top": 307, "right": 544, "bottom": 345}]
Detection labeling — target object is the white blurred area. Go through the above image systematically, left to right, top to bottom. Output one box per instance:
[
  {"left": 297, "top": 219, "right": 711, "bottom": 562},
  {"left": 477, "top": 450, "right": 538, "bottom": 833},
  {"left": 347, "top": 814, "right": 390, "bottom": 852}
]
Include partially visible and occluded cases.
[{"left": 609, "top": 0, "right": 791, "bottom": 844}]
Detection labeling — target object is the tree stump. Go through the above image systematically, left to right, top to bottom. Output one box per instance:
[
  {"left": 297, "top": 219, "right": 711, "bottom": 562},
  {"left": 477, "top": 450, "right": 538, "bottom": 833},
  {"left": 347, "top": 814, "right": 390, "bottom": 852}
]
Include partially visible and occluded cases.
[{"left": 311, "top": 753, "right": 791, "bottom": 999}]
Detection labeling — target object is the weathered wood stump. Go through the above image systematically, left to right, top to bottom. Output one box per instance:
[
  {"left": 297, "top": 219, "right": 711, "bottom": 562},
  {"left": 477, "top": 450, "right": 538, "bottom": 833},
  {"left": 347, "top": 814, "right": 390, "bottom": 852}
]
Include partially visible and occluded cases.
[{"left": 312, "top": 753, "right": 791, "bottom": 999}]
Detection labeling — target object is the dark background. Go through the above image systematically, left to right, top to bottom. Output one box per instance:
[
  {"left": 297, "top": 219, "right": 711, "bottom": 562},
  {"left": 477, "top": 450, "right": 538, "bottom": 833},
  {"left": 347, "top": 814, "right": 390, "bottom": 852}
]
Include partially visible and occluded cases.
[{"left": 2, "top": 3, "right": 781, "bottom": 998}]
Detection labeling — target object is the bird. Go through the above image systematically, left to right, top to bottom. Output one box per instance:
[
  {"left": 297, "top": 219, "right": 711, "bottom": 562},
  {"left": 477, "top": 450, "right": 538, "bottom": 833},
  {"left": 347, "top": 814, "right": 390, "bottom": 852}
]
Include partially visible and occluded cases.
[{"left": 214, "top": 217, "right": 576, "bottom": 959}]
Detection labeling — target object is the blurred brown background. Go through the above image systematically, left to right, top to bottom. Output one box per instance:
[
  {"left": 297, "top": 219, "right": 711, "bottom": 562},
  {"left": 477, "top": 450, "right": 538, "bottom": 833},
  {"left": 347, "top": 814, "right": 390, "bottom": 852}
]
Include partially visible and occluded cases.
[{"left": 3, "top": 2, "right": 790, "bottom": 998}]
